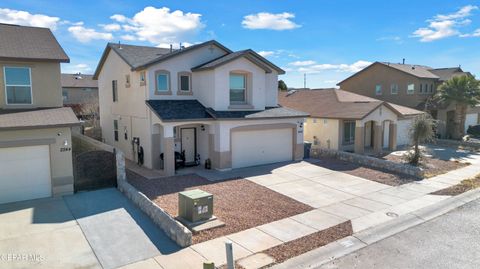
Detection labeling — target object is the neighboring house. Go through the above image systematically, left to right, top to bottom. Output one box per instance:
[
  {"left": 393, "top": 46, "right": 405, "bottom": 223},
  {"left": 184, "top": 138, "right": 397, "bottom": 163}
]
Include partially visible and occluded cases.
[
  {"left": 0, "top": 24, "right": 79, "bottom": 204},
  {"left": 94, "top": 40, "right": 307, "bottom": 176},
  {"left": 338, "top": 61, "right": 479, "bottom": 138},
  {"left": 61, "top": 73, "right": 98, "bottom": 118},
  {"left": 279, "top": 89, "right": 423, "bottom": 154}
]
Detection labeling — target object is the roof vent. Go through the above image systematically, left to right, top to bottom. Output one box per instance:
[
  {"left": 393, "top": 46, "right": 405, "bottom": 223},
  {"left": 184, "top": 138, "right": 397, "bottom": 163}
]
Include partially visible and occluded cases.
[
  {"left": 118, "top": 41, "right": 122, "bottom": 50},
  {"left": 170, "top": 44, "right": 173, "bottom": 52},
  {"left": 411, "top": 65, "right": 415, "bottom": 70}
]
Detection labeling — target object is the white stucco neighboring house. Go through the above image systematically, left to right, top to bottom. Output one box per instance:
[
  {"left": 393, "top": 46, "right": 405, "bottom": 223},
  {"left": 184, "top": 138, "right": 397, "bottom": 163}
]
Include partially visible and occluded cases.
[{"left": 94, "top": 40, "right": 308, "bottom": 176}]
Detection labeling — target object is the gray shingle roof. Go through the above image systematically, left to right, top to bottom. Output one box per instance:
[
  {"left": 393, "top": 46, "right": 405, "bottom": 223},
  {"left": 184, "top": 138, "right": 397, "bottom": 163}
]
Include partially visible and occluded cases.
[
  {"left": 0, "top": 23, "right": 69, "bottom": 62},
  {"left": 109, "top": 43, "right": 171, "bottom": 69},
  {"left": 380, "top": 62, "right": 439, "bottom": 79},
  {"left": 429, "top": 67, "right": 471, "bottom": 81},
  {"left": 61, "top": 73, "right": 98, "bottom": 88},
  {"left": 146, "top": 100, "right": 213, "bottom": 121},
  {"left": 0, "top": 107, "right": 79, "bottom": 130},
  {"left": 206, "top": 107, "right": 308, "bottom": 119}
]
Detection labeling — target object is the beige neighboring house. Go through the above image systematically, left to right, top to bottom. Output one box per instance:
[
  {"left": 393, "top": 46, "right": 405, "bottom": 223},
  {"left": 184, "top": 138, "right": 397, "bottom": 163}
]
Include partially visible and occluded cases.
[
  {"left": 0, "top": 23, "right": 79, "bottom": 204},
  {"left": 94, "top": 40, "right": 307, "bottom": 176},
  {"left": 338, "top": 61, "right": 480, "bottom": 138},
  {"left": 61, "top": 73, "right": 98, "bottom": 118},
  {"left": 279, "top": 89, "right": 423, "bottom": 154}
]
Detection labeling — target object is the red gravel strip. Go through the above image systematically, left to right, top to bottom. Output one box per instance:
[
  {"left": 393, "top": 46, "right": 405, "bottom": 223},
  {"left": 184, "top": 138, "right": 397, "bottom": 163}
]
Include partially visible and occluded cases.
[
  {"left": 314, "top": 157, "right": 417, "bottom": 186},
  {"left": 127, "top": 170, "right": 313, "bottom": 244},
  {"left": 431, "top": 177, "right": 480, "bottom": 196},
  {"left": 263, "top": 221, "right": 353, "bottom": 265}
]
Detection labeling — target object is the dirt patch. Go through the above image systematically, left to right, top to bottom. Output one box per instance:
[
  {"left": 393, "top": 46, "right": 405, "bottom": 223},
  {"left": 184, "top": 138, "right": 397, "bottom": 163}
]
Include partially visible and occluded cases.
[
  {"left": 382, "top": 154, "right": 468, "bottom": 178},
  {"left": 314, "top": 157, "right": 417, "bottom": 186},
  {"left": 127, "top": 170, "right": 313, "bottom": 244},
  {"left": 431, "top": 177, "right": 480, "bottom": 196},
  {"left": 263, "top": 221, "right": 353, "bottom": 265}
]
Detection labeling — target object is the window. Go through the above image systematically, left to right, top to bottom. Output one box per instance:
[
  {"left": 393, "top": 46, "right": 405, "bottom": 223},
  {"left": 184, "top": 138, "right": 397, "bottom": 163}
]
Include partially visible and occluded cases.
[
  {"left": 4, "top": 67, "right": 32, "bottom": 104},
  {"left": 140, "top": 71, "right": 146, "bottom": 86},
  {"left": 155, "top": 71, "right": 170, "bottom": 93},
  {"left": 178, "top": 72, "right": 192, "bottom": 93},
  {"left": 230, "top": 73, "right": 246, "bottom": 103},
  {"left": 125, "top": 74, "right": 130, "bottom": 88},
  {"left": 112, "top": 80, "right": 118, "bottom": 102},
  {"left": 407, "top": 83, "right": 414, "bottom": 94},
  {"left": 375, "top": 84, "right": 382, "bottom": 95},
  {"left": 390, "top": 84, "right": 398, "bottom": 94},
  {"left": 420, "top": 84, "right": 423, "bottom": 93},
  {"left": 430, "top": 84, "right": 434, "bottom": 93},
  {"left": 62, "top": 90, "right": 68, "bottom": 101},
  {"left": 113, "top": 120, "right": 119, "bottom": 141},
  {"left": 343, "top": 121, "right": 356, "bottom": 144}
]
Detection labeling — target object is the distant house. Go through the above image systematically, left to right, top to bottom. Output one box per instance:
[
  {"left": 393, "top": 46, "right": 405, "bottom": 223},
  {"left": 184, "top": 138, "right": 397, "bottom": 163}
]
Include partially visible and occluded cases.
[
  {"left": 0, "top": 23, "right": 79, "bottom": 204},
  {"left": 93, "top": 40, "right": 307, "bottom": 176},
  {"left": 337, "top": 62, "right": 479, "bottom": 138},
  {"left": 61, "top": 73, "right": 98, "bottom": 118},
  {"left": 279, "top": 89, "right": 423, "bottom": 154}
]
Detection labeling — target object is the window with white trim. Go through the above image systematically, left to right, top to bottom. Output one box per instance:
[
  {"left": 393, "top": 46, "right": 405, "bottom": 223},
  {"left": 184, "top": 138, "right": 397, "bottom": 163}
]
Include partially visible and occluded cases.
[
  {"left": 4, "top": 67, "right": 32, "bottom": 104},
  {"left": 155, "top": 71, "right": 170, "bottom": 93},
  {"left": 229, "top": 73, "right": 246, "bottom": 103},
  {"left": 390, "top": 83, "right": 398, "bottom": 94},
  {"left": 407, "top": 83, "right": 414, "bottom": 94},
  {"left": 375, "top": 84, "right": 382, "bottom": 95}
]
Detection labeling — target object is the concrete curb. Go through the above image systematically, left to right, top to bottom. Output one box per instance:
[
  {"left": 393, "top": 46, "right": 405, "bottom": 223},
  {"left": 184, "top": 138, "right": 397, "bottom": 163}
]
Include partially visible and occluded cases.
[{"left": 271, "top": 188, "right": 480, "bottom": 269}]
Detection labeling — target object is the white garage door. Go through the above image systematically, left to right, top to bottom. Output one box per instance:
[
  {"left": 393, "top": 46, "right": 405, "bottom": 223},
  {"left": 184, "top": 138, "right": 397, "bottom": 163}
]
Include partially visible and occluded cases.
[
  {"left": 465, "top": 113, "right": 478, "bottom": 133},
  {"left": 397, "top": 119, "right": 412, "bottom": 146},
  {"left": 232, "top": 128, "right": 293, "bottom": 169},
  {"left": 0, "top": 145, "right": 52, "bottom": 204}
]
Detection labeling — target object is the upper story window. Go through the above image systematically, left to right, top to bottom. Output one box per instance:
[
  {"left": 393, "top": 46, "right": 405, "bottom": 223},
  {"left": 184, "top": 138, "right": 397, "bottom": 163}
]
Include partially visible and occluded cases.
[
  {"left": 4, "top": 67, "right": 32, "bottom": 105},
  {"left": 155, "top": 70, "right": 171, "bottom": 95},
  {"left": 140, "top": 71, "right": 146, "bottom": 86},
  {"left": 177, "top": 72, "right": 192, "bottom": 95},
  {"left": 229, "top": 73, "right": 246, "bottom": 104},
  {"left": 125, "top": 74, "right": 130, "bottom": 88},
  {"left": 112, "top": 80, "right": 118, "bottom": 102},
  {"left": 407, "top": 83, "right": 414, "bottom": 95},
  {"left": 375, "top": 84, "right": 382, "bottom": 95},
  {"left": 390, "top": 84, "right": 398, "bottom": 95},
  {"left": 419, "top": 84, "right": 423, "bottom": 93},
  {"left": 430, "top": 84, "right": 434, "bottom": 93},
  {"left": 62, "top": 90, "right": 68, "bottom": 101}
]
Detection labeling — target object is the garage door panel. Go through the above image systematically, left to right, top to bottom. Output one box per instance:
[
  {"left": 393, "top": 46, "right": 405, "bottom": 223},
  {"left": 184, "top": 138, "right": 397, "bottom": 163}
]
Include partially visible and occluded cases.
[
  {"left": 232, "top": 128, "right": 293, "bottom": 169},
  {"left": 0, "top": 145, "right": 52, "bottom": 204}
]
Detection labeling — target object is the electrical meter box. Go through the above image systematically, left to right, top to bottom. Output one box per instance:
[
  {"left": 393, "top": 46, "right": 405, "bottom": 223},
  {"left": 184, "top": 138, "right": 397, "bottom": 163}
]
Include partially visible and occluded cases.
[{"left": 178, "top": 189, "right": 213, "bottom": 223}]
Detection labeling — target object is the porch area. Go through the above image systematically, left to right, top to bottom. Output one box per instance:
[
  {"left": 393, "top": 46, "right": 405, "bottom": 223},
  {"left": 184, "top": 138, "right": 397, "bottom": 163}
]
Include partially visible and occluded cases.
[{"left": 353, "top": 119, "right": 398, "bottom": 155}]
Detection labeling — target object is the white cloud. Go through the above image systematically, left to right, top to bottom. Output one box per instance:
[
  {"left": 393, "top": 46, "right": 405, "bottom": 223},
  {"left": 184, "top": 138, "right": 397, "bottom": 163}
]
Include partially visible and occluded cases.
[
  {"left": 412, "top": 5, "right": 478, "bottom": 42},
  {"left": 111, "top": 6, "right": 204, "bottom": 45},
  {"left": 0, "top": 8, "right": 60, "bottom": 30},
  {"left": 242, "top": 12, "right": 300, "bottom": 30},
  {"left": 100, "top": 23, "right": 121, "bottom": 32},
  {"left": 68, "top": 24, "right": 113, "bottom": 43},
  {"left": 460, "top": 28, "right": 480, "bottom": 37},
  {"left": 121, "top": 34, "right": 137, "bottom": 41},
  {"left": 258, "top": 51, "right": 275, "bottom": 57},
  {"left": 289, "top": 60, "right": 316, "bottom": 66},
  {"left": 296, "top": 60, "right": 372, "bottom": 74},
  {"left": 62, "top": 63, "right": 92, "bottom": 74}
]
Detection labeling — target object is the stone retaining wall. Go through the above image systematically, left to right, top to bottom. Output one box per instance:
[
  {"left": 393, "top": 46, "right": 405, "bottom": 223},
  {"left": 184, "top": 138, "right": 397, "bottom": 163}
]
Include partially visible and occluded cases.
[
  {"left": 73, "top": 133, "right": 192, "bottom": 247},
  {"left": 435, "top": 139, "right": 480, "bottom": 150},
  {"left": 311, "top": 147, "right": 424, "bottom": 178}
]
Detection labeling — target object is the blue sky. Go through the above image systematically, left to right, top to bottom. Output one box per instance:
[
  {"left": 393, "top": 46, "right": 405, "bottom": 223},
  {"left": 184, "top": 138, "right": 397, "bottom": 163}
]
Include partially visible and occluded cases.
[{"left": 1, "top": 0, "right": 480, "bottom": 88}]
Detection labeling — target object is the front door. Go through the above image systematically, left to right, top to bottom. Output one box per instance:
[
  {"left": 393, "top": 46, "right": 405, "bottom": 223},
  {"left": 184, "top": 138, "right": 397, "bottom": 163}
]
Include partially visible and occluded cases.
[{"left": 181, "top": 128, "right": 196, "bottom": 165}]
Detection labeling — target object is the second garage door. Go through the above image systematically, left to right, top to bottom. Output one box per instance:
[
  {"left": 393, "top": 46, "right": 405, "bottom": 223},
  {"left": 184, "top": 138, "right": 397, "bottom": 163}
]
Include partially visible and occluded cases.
[
  {"left": 231, "top": 128, "right": 293, "bottom": 169},
  {"left": 0, "top": 145, "right": 52, "bottom": 204}
]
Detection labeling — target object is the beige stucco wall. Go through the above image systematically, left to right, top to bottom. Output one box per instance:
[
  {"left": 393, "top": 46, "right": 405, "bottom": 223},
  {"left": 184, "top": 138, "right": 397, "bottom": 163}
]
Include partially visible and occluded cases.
[
  {"left": 0, "top": 61, "right": 62, "bottom": 109},
  {"left": 339, "top": 63, "right": 438, "bottom": 108},
  {"left": 304, "top": 117, "right": 340, "bottom": 150},
  {"left": 0, "top": 127, "right": 74, "bottom": 196}
]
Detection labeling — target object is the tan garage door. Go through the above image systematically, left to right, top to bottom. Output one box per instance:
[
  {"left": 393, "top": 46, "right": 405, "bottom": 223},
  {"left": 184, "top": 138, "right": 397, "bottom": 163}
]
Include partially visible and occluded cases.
[
  {"left": 231, "top": 128, "right": 293, "bottom": 169},
  {"left": 0, "top": 145, "right": 52, "bottom": 204}
]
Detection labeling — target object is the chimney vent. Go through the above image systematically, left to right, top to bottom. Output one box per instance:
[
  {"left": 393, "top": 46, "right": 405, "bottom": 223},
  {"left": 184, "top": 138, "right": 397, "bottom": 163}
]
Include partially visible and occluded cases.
[
  {"left": 170, "top": 44, "right": 173, "bottom": 52},
  {"left": 402, "top": 58, "right": 405, "bottom": 64}
]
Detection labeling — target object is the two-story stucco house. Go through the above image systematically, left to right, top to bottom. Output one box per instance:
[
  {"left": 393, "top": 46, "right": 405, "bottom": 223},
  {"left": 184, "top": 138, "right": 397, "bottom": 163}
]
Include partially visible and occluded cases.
[
  {"left": 0, "top": 24, "right": 79, "bottom": 204},
  {"left": 94, "top": 40, "right": 308, "bottom": 176},
  {"left": 338, "top": 61, "right": 480, "bottom": 138},
  {"left": 61, "top": 73, "right": 98, "bottom": 118}
]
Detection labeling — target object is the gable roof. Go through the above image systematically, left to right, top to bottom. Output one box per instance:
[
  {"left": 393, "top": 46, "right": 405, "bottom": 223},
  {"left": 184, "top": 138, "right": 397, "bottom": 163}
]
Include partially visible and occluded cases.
[
  {"left": 0, "top": 23, "right": 69, "bottom": 63},
  {"left": 93, "top": 40, "right": 232, "bottom": 79},
  {"left": 192, "top": 49, "right": 285, "bottom": 74},
  {"left": 429, "top": 67, "right": 472, "bottom": 81},
  {"left": 61, "top": 73, "right": 98, "bottom": 88},
  {"left": 278, "top": 89, "right": 423, "bottom": 120},
  {"left": 0, "top": 107, "right": 79, "bottom": 130}
]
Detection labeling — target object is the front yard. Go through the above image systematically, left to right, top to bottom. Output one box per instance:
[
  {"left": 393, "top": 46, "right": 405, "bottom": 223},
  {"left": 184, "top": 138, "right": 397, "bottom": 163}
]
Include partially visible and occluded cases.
[{"left": 127, "top": 171, "right": 313, "bottom": 244}]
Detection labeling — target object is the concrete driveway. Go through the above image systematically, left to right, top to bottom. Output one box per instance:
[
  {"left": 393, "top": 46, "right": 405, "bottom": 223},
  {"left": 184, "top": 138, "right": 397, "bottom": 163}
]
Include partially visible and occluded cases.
[{"left": 0, "top": 188, "right": 179, "bottom": 269}]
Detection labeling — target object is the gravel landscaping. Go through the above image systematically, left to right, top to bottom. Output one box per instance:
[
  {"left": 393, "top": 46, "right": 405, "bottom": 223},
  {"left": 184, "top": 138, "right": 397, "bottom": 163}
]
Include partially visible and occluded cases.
[
  {"left": 382, "top": 154, "right": 468, "bottom": 178},
  {"left": 314, "top": 157, "right": 417, "bottom": 186},
  {"left": 127, "top": 171, "right": 313, "bottom": 244},
  {"left": 431, "top": 176, "right": 480, "bottom": 196},
  {"left": 262, "top": 221, "right": 353, "bottom": 265}
]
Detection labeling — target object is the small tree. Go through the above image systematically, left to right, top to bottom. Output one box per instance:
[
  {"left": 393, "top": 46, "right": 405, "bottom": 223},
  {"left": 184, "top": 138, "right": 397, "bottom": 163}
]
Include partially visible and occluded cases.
[
  {"left": 435, "top": 75, "right": 480, "bottom": 139},
  {"left": 278, "top": 80, "right": 288, "bottom": 91},
  {"left": 406, "top": 114, "right": 436, "bottom": 165}
]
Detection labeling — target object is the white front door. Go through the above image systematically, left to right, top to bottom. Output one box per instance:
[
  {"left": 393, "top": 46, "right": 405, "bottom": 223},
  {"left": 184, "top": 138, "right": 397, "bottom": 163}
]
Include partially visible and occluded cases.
[
  {"left": 181, "top": 128, "right": 196, "bottom": 164},
  {"left": 231, "top": 128, "right": 293, "bottom": 169},
  {"left": 0, "top": 145, "right": 52, "bottom": 204}
]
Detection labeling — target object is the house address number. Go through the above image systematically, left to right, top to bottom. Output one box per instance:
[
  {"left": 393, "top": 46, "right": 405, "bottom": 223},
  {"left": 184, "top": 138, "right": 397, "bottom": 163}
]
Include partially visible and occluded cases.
[{"left": 60, "top": 147, "right": 72, "bottom": 152}]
